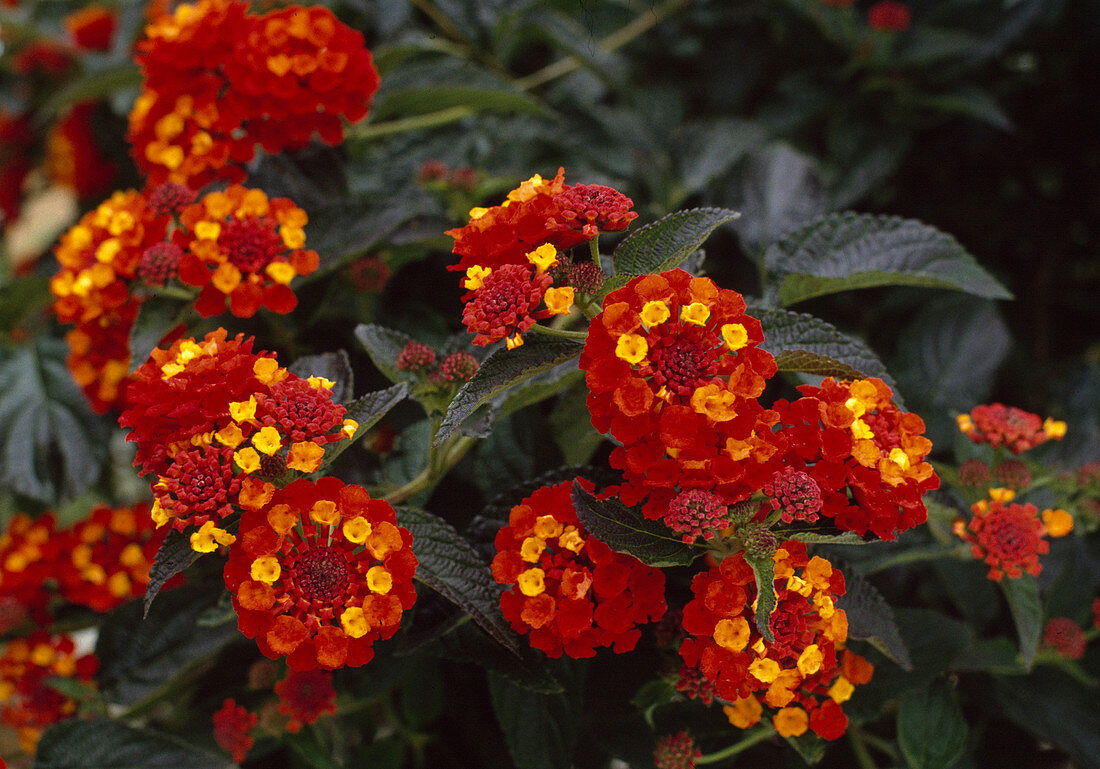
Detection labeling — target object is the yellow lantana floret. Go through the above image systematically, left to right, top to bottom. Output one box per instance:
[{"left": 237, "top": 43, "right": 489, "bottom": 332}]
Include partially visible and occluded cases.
[
  {"left": 526, "top": 243, "right": 558, "bottom": 273},
  {"left": 464, "top": 265, "right": 491, "bottom": 290},
  {"left": 544, "top": 286, "right": 574, "bottom": 315},
  {"left": 640, "top": 300, "right": 670, "bottom": 327},
  {"left": 680, "top": 302, "right": 710, "bottom": 326},
  {"left": 721, "top": 323, "right": 748, "bottom": 350},
  {"left": 615, "top": 333, "right": 648, "bottom": 365},
  {"left": 253, "top": 426, "right": 283, "bottom": 456},
  {"left": 190, "top": 522, "right": 236, "bottom": 553},
  {"left": 250, "top": 555, "right": 281, "bottom": 583},
  {"left": 517, "top": 568, "right": 546, "bottom": 597}
]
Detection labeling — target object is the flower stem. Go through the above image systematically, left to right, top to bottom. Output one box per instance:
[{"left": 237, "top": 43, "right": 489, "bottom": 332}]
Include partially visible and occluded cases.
[
  {"left": 348, "top": 105, "right": 474, "bottom": 141},
  {"left": 527, "top": 324, "right": 588, "bottom": 340},
  {"left": 848, "top": 723, "right": 879, "bottom": 769},
  {"left": 695, "top": 724, "right": 774, "bottom": 764}
]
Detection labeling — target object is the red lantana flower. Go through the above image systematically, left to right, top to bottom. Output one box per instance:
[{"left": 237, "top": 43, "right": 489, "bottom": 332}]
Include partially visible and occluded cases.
[
  {"left": 129, "top": 0, "right": 379, "bottom": 188},
  {"left": 867, "top": 0, "right": 911, "bottom": 31},
  {"left": 65, "top": 4, "right": 117, "bottom": 51},
  {"left": 46, "top": 102, "right": 117, "bottom": 200},
  {"left": 176, "top": 185, "right": 319, "bottom": 317},
  {"left": 579, "top": 269, "right": 776, "bottom": 521},
  {"left": 957, "top": 403, "right": 1066, "bottom": 454},
  {"left": 224, "top": 478, "right": 417, "bottom": 670},
  {"left": 491, "top": 479, "right": 666, "bottom": 658},
  {"left": 954, "top": 497, "right": 1049, "bottom": 580},
  {"left": 0, "top": 514, "right": 62, "bottom": 627},
  {"left": 680, "top": 542, "right": 869, "bottom": 740},
  {"left": 1042, "top": 618, "right": 1086, "bottom": 660},
  {"left": 0, "top": 633, "right": 98, "bottom": 753},
  {"left": 275, "top": 669, "right": 337, "bottom": 732},
  {"left": 212, "top": 699, "right": 258, "bottom": 763},
  {"left": 654, "top": 731, "right": 701, "bottom": 769}
]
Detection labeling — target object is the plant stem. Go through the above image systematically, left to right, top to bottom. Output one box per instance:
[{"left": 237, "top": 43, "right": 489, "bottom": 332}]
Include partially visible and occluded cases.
[
  {"left": 515, "top": 0, "right": 694, "bottom": 91},
  {"left": 348, "top": 105, "right": 474, "bottom": 141},
  {"left": 526, "top": 324, "right": 587, "bottom": 340},
  {"left": 383, "top": 433, "right": 477, "bottom": 505},
  {"left": 862, "top": 543, "right": 971, "bottom": 574},
  {"left": 695, "top": 724, "right": 773, "bottom": 765},
  {"left": 848, "top": 724, "right": 879, "bottom": 769}
]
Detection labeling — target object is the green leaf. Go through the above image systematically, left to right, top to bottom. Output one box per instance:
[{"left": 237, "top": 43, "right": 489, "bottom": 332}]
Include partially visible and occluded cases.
[
  {"left": 893, "top": 28, "right": 985, "bottom": 67},
  {"left": 371, "top": 59, "right": 546, "bottom": 121},
  {"left": 38, "top": 65, "right": 143, "bottom": 120},
  {"left": 909, "top": 86, "right": 1013, "bottom": 133},
  {"left": 672, "top": 119, "right": 769, "bottom": 204},
  {"left": 729, "top": 144, "right": 829, "bottom": 258},
  {"left": 307, "top": 197, "right": 431, "bottom": 277},
  {"left": 606, "top": 207, "right": 740, "bottom": 291},
  {"left": 764, "top": 212, "right": 1012, "bottom": 306},
  {"left": 0, "top": 276, "right": 52, "bottom": 333},
  {"left": 128, "top": 299, "right": 197, "bottom": 374},
  {"left": 754, "top": 307, "right": 896, "bottom": 391},
  {"left": 355, "top": 323, "right": 416, "bottom": 385},
  {"left": 434, "top": 337, "right": 584, "bottom": 447},
  {"left": 0, "top": 338, "right": 109, "bottom": 504},
  {"left": 288, "top": 350, "right": 354, "bottom": 403},
  {"left": 315, "top": 381, "right": 409, "bottom": 473},
  {"left": 549, "top": 386, "right": 603, "bottom": 467},
  {"left": 570, "top": 483, "right": 698, "bottom": 567},
  {"left": 397, "top": 507, "right": 521, "bottom": 656},
  {"left": 143, "top": 529, "right": 200, "bottom": 617},
  {"left": 744, "top": 552, "right": 777, "bottom": 642},
  {"left": 837, "top": 566, "right": 913, "bottom": 670},
  {"left": 1000, "top": 574, "right": 1042, "bottom": 669},
  {"left": 97, "top": 584, "right": 240, "bottom": 707},
  {"left": 421, "top": 618, "right": 563, "bottom": 694},
  {"left": 949, "top": 637, "right": 1027, "bottom": 675},
  {"left": 994, "top": 668, "right": 1100, "bottom": 768},
  {"left": 489, "top": 673, "right": 577, "bottom": 769},
  {"left": 897, "top": 680, "right": 969, "bottom": 769},
  {"left": 35, "top": 718, "right": 234, "bottom": 769},
  {"left": 287, "top": 731, "right": 345, "bottom": 769},
  {"left": 784, "top": 732, "right": 827, "bottom": 765}
]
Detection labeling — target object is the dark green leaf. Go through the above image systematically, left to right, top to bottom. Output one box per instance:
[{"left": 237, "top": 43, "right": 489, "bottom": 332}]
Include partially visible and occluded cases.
[
  {"left": 371, "top": 59, "right": 546, "bottom": 121},
  {"left": 38, "top": 65, "right": 143, "bottom": 120},
  {"left": 909, "top": 87, "right": 1013, "bottom": 133},
  {"left": 673, "top": 120, "right": 769, "bottom": 204},
  {"left": 729, "top": 144, "right": 829, "bottom": 258},
  {"left": 307, "top": 196, "right": 431, "bottom": 277},
  {"left": 606, "top": 207, "right": 740, "bottom": 291},
  {"left": 764, "top": 212, "right": 1012, "bottom": 306},
  {"left": 892, "top": 296, "right": 1010, "bottom": 447},
  {"left": 128, "top": 299, "right": 196, "bottom": 373},
  {"left": 754, "top": 307, "right": 896, "bottom": 391},
  {"left": 355, "top": 323, "right": 416, "bottom": 385},
  {"left": 0, "top": 338, "right": 109, "bottom": 504},
  {"left": 435, "top": 338, "right": 584, "bottom": 446},
  {"left": 288, "top": 350, "right": 354, "bottom": 403},
  {"left": 315, "top": 381, "right": 409, "bottom": 472},
  {"left": 549, "top": 387, "right": 603, "bottom": 467},
  {"left": 474, "top": 410, "right": 562, "bottom": 498},
  {"left": 571, "top": 483, "right": 698, "bottom": 567},
  {"left": 397, "top": 507, "right": 521, "bottom": 656},
  {"left": 143, "top": 529, "right": 200, "bottom": 617},
  {"left": 744, "top": 552, "right": 777, "bottom": 642},
  {"left": 837, "top": 566, "right": 912, "bottom": 670},
  {"left": 1000, "top": 574, "right": 1042, "bottom": 669},
  {"left": 97, "top": 584, "right": 240, "bottom": 707},
  {"left": 423, "top": 618, "right": 563, "bottom": 694},
  {"left": 949, "top": 637, "right": 1027, "bottom": 675},
  {"left": 994, "top": 669, "right": 1100, "bottom": 768},
  {"left": 489, "top": 673, "right": 577, "bottom": 769},
  {"left": 630, "top": 679, "right": 677, "bottom": 714},
  {"left": 897, "top": 680, "right": 969, "bottom": 769},
  {"left": 35, "top": 718, "right": 234, "bottom": 769},
  {"left": 286, "top": 732, "right": 344, "bottom": 769}
]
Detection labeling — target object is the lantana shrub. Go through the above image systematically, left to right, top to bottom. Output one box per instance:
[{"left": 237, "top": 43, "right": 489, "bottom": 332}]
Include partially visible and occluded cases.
[{"left": 0, "top": 1, "right": 1096, "bottom": 768}]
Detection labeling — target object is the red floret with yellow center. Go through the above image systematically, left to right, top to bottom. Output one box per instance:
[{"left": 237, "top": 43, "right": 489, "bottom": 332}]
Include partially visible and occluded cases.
[
  {"left": 446, "top": 168, "right": 594, "bottom": 274},
  {"left": 176, "top": 185, "right": 319, "bottom": 318},
  {"left": 579, "top": 269, "right": 776, "bottom": 518},
  {"left": 224, "top": 477, "right": 418, "bottom": 671},
  {"left": 491, "top": 479, "right": 667, "bottom": 658},
  {"left": 953, "top": 497, "right": 1049, "bottom": 580},
  {"left": 679, "top": 541, "right": 870, "bottom": 740},
  {"left": 0, "top": 632, "right": 99, "bottom": 754}
]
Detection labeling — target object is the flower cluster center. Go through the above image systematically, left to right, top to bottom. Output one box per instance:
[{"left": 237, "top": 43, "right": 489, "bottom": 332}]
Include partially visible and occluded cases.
[
  {"left": 222, "top": 217, "right": 282, "bottom": 273},
  {"left": 292, "top": 546, "right": 351, "bottom": 603}
]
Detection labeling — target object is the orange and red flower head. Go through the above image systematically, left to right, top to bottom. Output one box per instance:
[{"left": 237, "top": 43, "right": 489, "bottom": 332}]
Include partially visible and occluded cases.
[
  {"left": 957, "top": 403, "right": 1066, "bottom": 454},
  {"left": 224, "top": 478, "right": 417, "bottom": 670},
  {"left": 491, "top": 479, "right": 667, "bottom": 658},
  {"left": 954, "top": 497, "right": 1049, "bottom": 580},
  {"left": 679, "top": 542, "right": 868, "bottom": 740},
  {"left": 213, "top": 699, "right": 258, "bottom": 763}
]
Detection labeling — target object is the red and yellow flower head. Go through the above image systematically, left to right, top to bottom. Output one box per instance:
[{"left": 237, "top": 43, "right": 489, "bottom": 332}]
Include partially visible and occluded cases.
[
  {"left": 224, "top": 478, "right": 418, "bottom": 670},
  {"left": 492, "top": 479, "right": 667, "bottom": 658}
]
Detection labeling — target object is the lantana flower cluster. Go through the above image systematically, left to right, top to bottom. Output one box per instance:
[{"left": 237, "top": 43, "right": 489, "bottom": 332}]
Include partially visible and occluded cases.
[
  {"left": 128, "top": 0, "right": 379, "bottom": 188},
  {"left": 447, "top": 168, "right": 636, "bottom": 348},
  {"left": 50, "top": 183, "right": 319, "bottom": 411},
  {"left": 581, "top": 269, "right": 937, "bottom": 543},
  {"left": 119, "top": 329, "right": 356, "bottom": 548},
  {"left": 957, "top": 403, "right": 1066, "bottom": 454},
  {"left": 492, "top": 480, "right": 667, "bottom": 658},
  {"left": 952, "top": 489, "right": 1072, "bottom": 581},
  {"left": 0, "top": 503, "right": 172, "bottom": 626},
  {"left": 678, "top": 542, "right": 872, "bottom": 740},
  {"left": 0, "top": 632, "right": 98, "bottom": 753}
]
